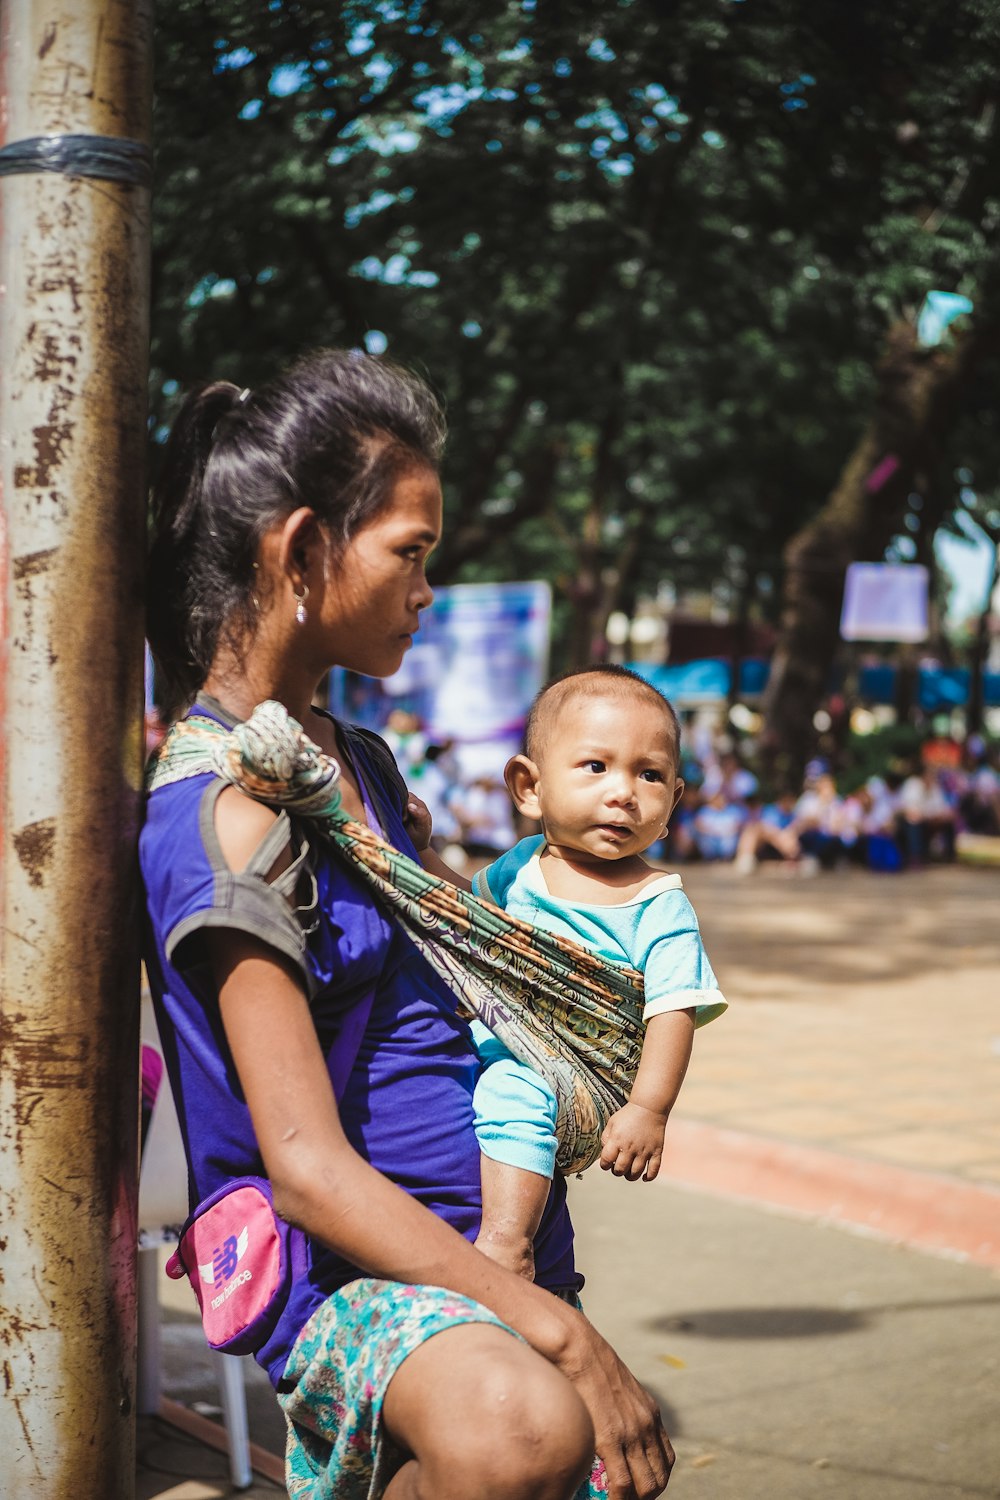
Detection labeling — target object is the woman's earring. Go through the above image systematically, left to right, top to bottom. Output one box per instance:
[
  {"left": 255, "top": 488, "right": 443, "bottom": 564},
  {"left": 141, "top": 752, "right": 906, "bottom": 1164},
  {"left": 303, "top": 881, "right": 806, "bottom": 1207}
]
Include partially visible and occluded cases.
[{"left": 294, "top": 583, "right": 309, "bottom": 625}]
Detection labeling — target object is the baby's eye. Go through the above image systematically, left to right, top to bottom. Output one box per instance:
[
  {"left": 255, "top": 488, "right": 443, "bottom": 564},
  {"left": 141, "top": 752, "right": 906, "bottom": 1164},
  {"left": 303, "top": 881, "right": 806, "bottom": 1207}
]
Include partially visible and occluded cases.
[
  {"left": 584, "top": 760, "right": 606, "bottom": 773},
  {"left": 641, "top": 769, "right": 665, "bottom": 783}
]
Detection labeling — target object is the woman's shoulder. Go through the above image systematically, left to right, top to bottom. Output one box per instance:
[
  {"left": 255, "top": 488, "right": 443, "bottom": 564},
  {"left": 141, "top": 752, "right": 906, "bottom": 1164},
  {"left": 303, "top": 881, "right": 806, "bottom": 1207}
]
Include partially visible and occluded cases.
[{"left": 212, "top": 785, "right": 282, "bottom": 872}]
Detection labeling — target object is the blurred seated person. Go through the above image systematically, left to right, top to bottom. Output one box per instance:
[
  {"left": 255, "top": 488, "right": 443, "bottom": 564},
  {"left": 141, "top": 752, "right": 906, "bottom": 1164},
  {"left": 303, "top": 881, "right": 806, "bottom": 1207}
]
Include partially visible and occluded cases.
[
  {"left": 382, "top": 706, "right": 428, "bottom": 778},
  {"left": 410, "top": 740, "right": 462, "bottom": 853},
  {"left": 959, "top": 745, "right": 1000, "bottom": 836},
  {"left": 700, "top": 748, "right": 758, "bottom": 804},
  {"left": 897, "top": 762, "right": 957, "bottom": 866},
  {"left": 792, "top": 769, "right": 852, "bottom": 871},
  {"left": 451, "top": 772, "right": 517, "bottom": 863},
  {"left": 860, "top": 774, "right": 899, "bottom": 831},
  {"left": 853, "top": 775, "right": 903, "bottom": 872},
  {"left": 658, "top": 784, "right": 701, "bottom": 863},
  {"left": 836, "top": 786, "right": 868, "bottom": 865},
  {"left": 733, "top": 791, "right": 799, "bottom": 874},
  {"left": 692, "top": 792, "right": 748, "bottom": 862}
]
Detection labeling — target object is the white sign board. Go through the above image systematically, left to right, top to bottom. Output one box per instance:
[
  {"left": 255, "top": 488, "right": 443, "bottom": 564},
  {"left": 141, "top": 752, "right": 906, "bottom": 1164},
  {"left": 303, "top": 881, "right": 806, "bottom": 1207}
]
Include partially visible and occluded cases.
[{"left": 840, "top": 562, "right": 929, "bottom": 643}]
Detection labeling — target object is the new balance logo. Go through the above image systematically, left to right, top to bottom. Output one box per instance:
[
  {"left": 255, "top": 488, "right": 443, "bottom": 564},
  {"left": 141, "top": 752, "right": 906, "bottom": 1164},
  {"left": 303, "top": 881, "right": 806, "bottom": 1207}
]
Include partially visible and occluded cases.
[{"left": 199, "top": 1226, "right": 249, "bottom": 1289}]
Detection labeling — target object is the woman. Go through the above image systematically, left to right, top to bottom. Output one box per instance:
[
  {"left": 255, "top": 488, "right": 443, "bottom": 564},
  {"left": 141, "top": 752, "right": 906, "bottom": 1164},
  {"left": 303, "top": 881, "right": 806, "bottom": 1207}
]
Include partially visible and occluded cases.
[{"left": 142, "top": 349, "right": 673, "bottom": 1500}]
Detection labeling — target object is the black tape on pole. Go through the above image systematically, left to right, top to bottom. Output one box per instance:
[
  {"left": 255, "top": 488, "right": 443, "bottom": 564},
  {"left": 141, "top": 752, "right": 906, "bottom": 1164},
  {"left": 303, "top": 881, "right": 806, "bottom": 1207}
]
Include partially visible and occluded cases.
[{"left": 0, "top": 135, "right": 151, "bottom": 188}]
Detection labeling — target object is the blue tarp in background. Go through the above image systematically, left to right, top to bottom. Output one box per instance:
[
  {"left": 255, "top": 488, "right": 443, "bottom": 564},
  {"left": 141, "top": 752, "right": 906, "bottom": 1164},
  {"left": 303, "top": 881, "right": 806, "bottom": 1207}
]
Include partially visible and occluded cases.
[
  {"left": 629, "top": 658, "right": 769, "bottom": 704},
  {"left": 630, "top": 658, "right": 1000, "bottom": 710},
  {"left": 852, "top": 665, "right": 1000, "bottom": 710}
]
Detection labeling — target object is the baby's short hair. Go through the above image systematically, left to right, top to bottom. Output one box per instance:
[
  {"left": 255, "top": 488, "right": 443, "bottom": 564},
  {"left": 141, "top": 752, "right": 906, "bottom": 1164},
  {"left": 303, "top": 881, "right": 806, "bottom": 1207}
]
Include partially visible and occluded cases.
[{"left": 524, "top": 664, "right": 681, "bottom": 764}]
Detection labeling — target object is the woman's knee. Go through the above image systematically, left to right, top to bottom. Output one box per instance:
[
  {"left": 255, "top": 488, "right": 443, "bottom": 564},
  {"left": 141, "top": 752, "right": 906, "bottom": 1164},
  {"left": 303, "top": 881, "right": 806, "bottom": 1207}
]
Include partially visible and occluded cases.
[
  {"left": 385, "top": 1325, "right": 593, "bottom": 1500},
  {"left": 474, "top": 1353, "right": 592, "bottom": 1498},
  {"left": 432, "top": 1366, "right": 592, "bottom": 1500}
]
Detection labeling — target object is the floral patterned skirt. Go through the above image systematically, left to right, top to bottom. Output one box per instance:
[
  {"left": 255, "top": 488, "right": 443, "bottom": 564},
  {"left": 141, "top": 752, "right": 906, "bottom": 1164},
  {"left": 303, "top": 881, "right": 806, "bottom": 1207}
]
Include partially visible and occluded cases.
[{"left": 278, "top": 1277, "right": 607, "bottom": 1499}]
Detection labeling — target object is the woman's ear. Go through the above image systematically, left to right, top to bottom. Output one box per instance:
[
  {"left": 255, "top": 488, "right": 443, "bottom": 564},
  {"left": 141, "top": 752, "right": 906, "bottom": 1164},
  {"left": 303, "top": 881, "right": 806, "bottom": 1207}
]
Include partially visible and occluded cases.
[
  {"left": 276, "top": 507, "right": 322, "bottom": 588},
  {"left": 504, "top": 754, "right": 543, "bottom": 821}
]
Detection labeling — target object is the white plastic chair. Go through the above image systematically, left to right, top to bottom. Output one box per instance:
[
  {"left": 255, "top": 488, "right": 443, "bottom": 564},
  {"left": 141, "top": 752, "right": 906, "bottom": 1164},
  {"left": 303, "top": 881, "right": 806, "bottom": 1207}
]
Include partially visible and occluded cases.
[{"left": 138, "top": 998, "right": 253, "bottom": 1490}]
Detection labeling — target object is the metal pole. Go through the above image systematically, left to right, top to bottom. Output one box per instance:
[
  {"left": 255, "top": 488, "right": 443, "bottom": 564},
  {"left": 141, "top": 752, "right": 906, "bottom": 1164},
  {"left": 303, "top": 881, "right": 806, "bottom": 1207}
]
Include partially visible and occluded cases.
[{"left": 0, "top": 2, "right": 152, "bottom": 1495}]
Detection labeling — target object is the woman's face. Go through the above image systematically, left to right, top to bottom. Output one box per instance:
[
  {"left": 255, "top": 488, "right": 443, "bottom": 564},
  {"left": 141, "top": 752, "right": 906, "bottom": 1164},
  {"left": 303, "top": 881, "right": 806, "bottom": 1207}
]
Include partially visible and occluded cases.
[{"left": 318, "top": 465, "right": 442, "bottom": 679}]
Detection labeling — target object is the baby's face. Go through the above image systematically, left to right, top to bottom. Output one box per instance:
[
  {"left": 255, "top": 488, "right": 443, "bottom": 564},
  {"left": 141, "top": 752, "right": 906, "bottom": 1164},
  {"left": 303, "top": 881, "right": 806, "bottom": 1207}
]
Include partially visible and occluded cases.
[{"left": 533, "top": 693, "right": 682, "bottom": 862}]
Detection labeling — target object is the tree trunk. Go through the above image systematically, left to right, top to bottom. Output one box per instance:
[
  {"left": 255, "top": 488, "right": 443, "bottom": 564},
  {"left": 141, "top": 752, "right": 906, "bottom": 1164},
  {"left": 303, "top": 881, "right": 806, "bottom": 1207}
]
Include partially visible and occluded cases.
[
  {"left": 761, "top": 319, "right": 999, "bottom": 785},
  {"left": 564, "top": 396, "right": 627, "bottom": 668},
  {"left": 967, "top": 537, "right": 1000, "bottom": 736},
  {"left": 726, "top": 569, "right": 755, "bottom": 716}
]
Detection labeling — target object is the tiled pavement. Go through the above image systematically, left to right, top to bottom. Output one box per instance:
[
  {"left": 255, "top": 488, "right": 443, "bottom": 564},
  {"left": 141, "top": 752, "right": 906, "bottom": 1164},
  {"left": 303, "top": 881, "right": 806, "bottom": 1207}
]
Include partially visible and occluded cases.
[
  {"left": 138, "top": 860, "right": 1000, "bottom": 1496},
  {"left": 675, "top": 862, "right": 1000, "bottom": 1192},
  {"left": 658, "top": 863, "right": 1000, "bottom": 1270}
]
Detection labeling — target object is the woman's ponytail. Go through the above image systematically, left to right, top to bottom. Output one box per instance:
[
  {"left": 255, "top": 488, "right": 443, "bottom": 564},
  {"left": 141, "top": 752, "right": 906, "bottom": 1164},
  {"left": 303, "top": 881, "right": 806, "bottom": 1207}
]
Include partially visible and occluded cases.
[{"left": 147, "top": 382, "right": 245, "bottom": 715}]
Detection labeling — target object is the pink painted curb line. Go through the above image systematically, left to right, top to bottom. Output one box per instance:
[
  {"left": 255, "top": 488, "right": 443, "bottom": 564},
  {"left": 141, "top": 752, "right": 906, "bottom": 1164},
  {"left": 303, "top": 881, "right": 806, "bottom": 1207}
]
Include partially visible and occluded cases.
[{"left": 661, "top": 1118, "right": 1000, "bottom": 1270}]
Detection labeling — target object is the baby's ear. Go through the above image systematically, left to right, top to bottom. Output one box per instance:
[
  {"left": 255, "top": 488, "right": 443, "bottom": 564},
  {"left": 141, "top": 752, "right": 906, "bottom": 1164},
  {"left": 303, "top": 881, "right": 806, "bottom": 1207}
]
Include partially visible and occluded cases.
[{"left": 504, "top": 754, "right": 542, "bottom": 820}]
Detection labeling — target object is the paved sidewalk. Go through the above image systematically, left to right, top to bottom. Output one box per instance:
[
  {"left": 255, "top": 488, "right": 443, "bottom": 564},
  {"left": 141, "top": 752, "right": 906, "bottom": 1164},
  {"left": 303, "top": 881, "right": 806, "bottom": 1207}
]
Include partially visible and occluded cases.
[
  {"left": 139, "top": 862, "right": 1000, "bottom": 1497},
  {"left": 665, "top": 863, "right": 1000, "bottom": 1265},
  {"left": 571, "top": 1170, "right": 1000, "bottom": 1499},
  {"left": 143, "top": 1178, "right": 1000, "bottom": 1500}
]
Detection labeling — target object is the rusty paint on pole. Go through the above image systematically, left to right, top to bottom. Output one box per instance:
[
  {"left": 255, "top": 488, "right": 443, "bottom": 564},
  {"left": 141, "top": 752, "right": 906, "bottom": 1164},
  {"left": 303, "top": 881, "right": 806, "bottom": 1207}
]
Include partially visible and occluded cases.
[{"left": 0, "top": 2, "right": 152, "bottom": 1495}]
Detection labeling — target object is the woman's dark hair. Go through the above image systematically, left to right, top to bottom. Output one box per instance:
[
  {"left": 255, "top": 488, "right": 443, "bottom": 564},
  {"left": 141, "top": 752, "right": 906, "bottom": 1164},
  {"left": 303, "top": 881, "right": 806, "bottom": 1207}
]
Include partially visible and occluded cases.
[{"left": 147, "top": 348, "right": 446, "bottom": 714}]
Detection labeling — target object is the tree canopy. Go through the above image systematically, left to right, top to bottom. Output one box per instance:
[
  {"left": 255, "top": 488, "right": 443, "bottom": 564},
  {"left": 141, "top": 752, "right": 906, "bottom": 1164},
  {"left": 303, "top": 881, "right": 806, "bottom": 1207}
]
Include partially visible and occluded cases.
[{"left": 152, "top": 0, "right": 1000, "bottom": 739}]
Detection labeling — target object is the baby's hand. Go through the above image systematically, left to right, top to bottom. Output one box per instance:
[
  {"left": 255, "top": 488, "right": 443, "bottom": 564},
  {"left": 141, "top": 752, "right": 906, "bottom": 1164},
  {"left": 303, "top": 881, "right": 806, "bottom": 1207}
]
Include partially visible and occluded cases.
[
  {"left": 403, "top": 793, "right": 433, "bottom": 851},
  {"left": 599, "top": 1102, "right": 668, "bottom": 1182}
]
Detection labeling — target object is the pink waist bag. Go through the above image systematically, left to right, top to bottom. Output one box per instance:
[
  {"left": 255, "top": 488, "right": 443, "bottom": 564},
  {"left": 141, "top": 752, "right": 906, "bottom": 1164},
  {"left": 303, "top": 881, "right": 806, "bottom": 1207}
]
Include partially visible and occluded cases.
[{"left": 166, "top": 1176, "right": 308, "bottom": 1355}]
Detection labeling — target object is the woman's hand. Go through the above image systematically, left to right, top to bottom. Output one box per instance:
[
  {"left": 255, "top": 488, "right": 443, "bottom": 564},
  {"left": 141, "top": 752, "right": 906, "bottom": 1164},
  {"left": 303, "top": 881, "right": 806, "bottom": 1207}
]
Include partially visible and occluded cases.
[
  {"left": 401, "top": 792, "right": 473, "bottom": 889},
  {"left": 404, "top": 792, "right": 433, "bottom": 851},
  {"left": 550, "top": 1307, "right": 675, "bottom": 1499}
]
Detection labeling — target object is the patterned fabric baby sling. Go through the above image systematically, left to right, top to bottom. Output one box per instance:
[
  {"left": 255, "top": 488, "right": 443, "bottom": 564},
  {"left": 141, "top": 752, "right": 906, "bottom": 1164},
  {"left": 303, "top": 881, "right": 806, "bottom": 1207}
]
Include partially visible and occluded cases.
[{"left": 146, "top": 700, "right": 646, "bottom": 1175}]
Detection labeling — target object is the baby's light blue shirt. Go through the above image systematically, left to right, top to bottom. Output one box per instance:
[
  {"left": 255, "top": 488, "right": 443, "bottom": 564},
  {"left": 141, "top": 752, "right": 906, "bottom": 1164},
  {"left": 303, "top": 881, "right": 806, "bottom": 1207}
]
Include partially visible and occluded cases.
[{"left": 471, "top": 843, "right": 726, "bottom": 1178}]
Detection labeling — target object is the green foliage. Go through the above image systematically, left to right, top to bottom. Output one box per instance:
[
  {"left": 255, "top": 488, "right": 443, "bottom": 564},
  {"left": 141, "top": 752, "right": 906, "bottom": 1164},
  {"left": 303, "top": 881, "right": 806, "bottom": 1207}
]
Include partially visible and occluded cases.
[
  {"left": 151, "top": 0, "right": 1000, "bottom": 650},
  {"left": 840, "top": 722, "right": 926, "bottom": 792}
]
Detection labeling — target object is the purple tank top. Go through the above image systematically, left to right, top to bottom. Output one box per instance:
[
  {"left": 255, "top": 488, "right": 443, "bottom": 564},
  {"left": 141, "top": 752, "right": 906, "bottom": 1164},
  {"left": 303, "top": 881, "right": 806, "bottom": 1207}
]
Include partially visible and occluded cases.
[{"left": 141, "top": 702, "right": 580, "bottom": 1385}]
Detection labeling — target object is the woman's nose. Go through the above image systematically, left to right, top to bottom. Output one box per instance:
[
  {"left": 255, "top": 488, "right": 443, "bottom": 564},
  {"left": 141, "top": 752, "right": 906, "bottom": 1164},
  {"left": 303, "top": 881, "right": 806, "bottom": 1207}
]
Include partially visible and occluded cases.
[{"left": 414, "top": 573, "right": 434, "bottom": 610}]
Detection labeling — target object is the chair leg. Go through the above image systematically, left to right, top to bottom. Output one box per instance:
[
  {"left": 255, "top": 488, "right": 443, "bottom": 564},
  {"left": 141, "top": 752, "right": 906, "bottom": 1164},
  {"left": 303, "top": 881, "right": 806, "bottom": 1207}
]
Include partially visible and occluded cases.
[
  {"left": 136, "top": 1248, "right": 162, "bottom": 1416},
  {"left": 214, "top": 1351, "right": 253, "bottom": 1490}
]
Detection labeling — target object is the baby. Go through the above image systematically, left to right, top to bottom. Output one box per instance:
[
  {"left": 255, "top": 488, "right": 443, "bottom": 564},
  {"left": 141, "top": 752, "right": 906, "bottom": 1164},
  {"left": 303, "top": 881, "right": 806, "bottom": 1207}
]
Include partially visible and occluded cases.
[{"left": 468, "top": 664, "right": 727, "bottom": 1279}]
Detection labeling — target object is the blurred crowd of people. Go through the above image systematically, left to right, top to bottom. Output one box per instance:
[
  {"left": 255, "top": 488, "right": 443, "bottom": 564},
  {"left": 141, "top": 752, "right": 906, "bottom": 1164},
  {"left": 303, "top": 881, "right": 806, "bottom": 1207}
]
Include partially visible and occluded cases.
[
  {"left": 146, "top": 697, "right": 1000, "bottom": 879},
  {"left": 382, "top": 706, "right": 1000, "bottom": 879},
  {"left": 382, "top": 709, "right": 518, "bottom": 865},
  {"left": 664, "top": 732, "right": 1000, "bottom": 876}
]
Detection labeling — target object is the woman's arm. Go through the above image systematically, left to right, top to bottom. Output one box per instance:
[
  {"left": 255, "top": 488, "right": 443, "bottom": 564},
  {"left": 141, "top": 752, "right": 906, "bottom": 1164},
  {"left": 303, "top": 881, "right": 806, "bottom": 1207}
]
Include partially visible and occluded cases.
[
  {"left": 418, "top": 842, "right": 473, "bottom": 890},
  {"left": 209, "top": 929, "right": 672, "bottom": 1499}
]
